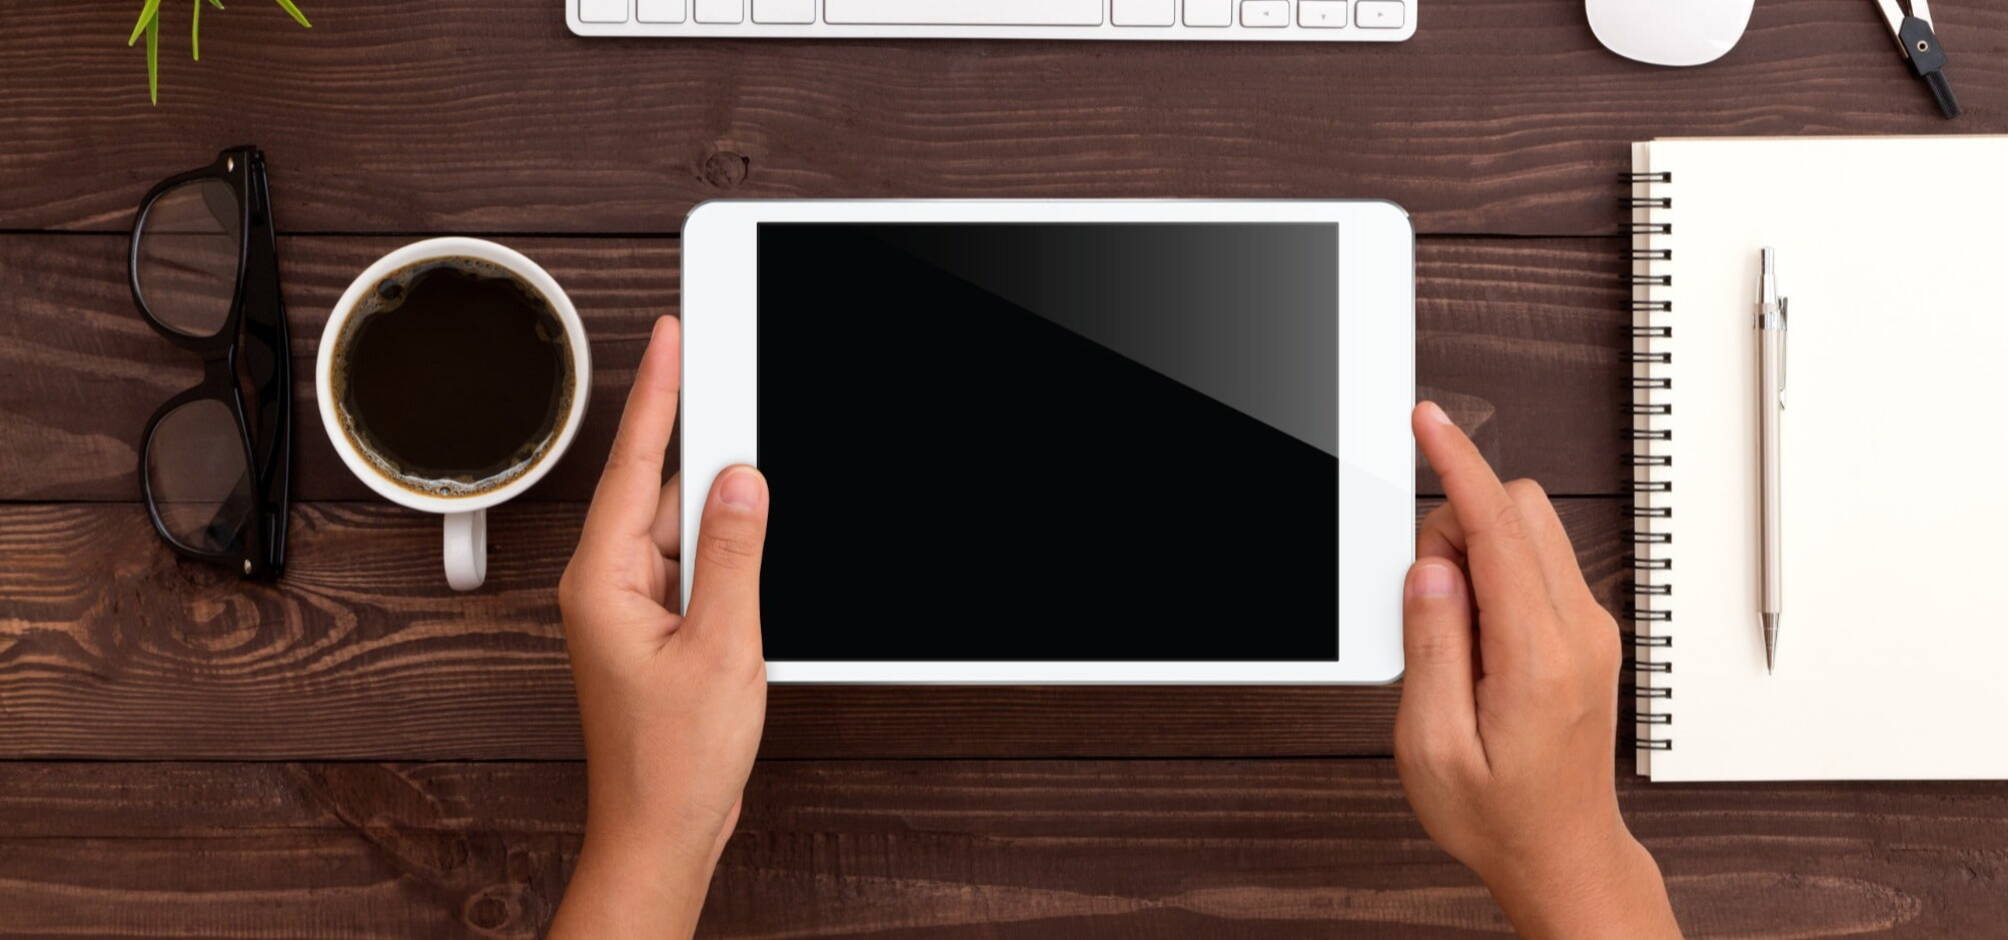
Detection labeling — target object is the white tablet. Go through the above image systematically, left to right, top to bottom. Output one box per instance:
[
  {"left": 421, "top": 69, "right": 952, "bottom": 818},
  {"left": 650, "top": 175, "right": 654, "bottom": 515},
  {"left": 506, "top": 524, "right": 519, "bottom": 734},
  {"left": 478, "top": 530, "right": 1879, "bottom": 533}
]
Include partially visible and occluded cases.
[{"left": 681, "top": 200, "right": 1413, "bottom": 684}]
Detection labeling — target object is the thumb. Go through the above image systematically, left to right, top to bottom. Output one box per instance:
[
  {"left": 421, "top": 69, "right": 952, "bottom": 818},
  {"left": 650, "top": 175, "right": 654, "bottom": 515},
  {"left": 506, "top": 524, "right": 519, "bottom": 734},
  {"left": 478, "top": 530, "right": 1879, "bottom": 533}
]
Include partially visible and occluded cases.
[
  {"left": 684, "top": 466, "right": 769, "bottom": 650},
  {"left": 1395, "top": 559, "right": 1483, "bottom": 770}
]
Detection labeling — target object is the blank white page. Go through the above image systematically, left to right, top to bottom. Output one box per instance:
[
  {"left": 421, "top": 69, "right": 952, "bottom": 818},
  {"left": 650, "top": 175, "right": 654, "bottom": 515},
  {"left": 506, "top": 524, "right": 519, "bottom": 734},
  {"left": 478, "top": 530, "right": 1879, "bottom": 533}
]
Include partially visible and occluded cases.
[{"left": 1641, "top": 136, "right": 2008, "bottom": 781}]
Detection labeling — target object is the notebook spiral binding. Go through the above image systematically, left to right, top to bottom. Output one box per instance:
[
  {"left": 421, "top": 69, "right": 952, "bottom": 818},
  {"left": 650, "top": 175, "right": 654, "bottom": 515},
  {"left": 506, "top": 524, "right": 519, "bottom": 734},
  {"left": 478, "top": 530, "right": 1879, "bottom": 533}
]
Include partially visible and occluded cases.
[{"left": 1626, "top": 163, "right": 1674, "bottom": 763}]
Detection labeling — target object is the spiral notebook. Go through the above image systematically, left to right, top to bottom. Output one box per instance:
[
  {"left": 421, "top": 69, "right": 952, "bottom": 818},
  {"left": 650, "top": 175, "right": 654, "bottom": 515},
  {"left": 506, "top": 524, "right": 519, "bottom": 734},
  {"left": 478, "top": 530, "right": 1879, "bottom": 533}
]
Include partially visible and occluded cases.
[{"left": 1630, "top": 136, "right": 2008, "bottom": 782}]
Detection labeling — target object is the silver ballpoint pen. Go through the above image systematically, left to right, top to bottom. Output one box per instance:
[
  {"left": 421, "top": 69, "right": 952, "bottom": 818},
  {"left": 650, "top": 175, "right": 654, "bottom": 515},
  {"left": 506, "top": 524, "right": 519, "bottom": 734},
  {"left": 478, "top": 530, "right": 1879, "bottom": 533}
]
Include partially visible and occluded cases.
[{"left": 1758, "top": 248, "right": 1788, "bottom": 673}]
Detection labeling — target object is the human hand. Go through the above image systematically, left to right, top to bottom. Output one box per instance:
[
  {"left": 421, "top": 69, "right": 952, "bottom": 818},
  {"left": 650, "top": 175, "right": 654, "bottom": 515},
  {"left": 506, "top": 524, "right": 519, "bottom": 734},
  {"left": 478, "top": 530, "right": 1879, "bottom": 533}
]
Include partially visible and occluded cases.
[
  {"left": 549, "top": 316, "right": 769, "bottom": 939},
  {"left": 1396, "top": 401, "right": 1679, "bottom": 939}
]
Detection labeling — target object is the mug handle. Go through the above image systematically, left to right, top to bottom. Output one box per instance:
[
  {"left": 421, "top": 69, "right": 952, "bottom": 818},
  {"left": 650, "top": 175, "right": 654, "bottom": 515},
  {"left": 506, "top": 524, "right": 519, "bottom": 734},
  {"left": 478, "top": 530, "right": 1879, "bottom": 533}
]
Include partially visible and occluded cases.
[{"left": 443, "top": 508, "right": 487, "bottom": 591}]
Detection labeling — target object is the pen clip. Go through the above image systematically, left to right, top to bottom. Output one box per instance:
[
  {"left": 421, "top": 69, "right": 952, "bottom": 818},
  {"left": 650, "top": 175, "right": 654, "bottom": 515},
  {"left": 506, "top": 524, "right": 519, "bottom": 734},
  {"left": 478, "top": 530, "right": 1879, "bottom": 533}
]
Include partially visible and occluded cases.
[
  {"left": 1759, "top": 247, "right": 1787, "bottom": 406},
  {"left": 1778, "top": 298, "right": 1788, "bottom": 406}
]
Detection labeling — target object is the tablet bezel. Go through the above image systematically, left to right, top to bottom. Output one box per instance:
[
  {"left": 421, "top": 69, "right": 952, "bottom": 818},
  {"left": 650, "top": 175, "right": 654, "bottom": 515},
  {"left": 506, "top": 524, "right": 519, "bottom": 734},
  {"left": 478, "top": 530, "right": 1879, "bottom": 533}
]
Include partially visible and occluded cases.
[{"left": 681, "top": 200, "right": 1412, "bottom": 684}]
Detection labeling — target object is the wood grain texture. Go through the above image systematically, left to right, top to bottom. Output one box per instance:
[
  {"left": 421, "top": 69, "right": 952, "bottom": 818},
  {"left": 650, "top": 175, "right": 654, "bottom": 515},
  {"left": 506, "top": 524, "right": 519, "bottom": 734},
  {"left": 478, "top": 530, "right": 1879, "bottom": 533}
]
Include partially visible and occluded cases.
[
  {"left": 6, "top": 1, "right": 2005, "bottom": 236},
  {"left": 0, "top": 233, "right": 1624, "bottom": 501},
  {"left": 1416, "top": 236, "right": 1623, "bottom": 496},
  {"left": 0, "top": 497, "right": 1626, "bottom": 759},
  {"left": 1, "top": 759, "right": 2004, "bottom": 938}
]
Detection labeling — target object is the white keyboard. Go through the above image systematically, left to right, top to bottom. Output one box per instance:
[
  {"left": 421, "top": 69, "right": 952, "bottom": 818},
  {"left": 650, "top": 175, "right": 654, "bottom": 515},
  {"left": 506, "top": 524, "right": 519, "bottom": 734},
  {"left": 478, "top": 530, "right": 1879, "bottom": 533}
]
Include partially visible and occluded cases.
[{"left": 570, "top": 0, "right": 1414, "bottom": 41}]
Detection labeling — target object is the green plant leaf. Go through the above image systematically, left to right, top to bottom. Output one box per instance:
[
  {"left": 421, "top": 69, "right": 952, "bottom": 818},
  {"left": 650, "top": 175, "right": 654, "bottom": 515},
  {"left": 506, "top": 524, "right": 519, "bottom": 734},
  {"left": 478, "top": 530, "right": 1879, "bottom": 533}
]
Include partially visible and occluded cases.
[
  {"left": 128, "top": 0, "right": 162, "bottom": 45},
  {"left": 191, "top": 0, "right": 201, "bottom": 60},
  {"left": 208, "top": 0, "right": 224, "bottom": 7},
  {"left": 271, "top": 0, "right": 310, "bottom": 28},
  {"left": 146, "top": 14, "right": 160, "bottom": 104}
]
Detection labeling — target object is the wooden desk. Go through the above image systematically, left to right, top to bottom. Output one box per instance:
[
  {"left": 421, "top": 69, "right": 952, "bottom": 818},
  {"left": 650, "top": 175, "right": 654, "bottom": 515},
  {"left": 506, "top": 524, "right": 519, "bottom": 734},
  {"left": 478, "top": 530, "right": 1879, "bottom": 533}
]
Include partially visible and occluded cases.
[{"left": 3, "top": 0, "right": 2005, "bottom": 934}]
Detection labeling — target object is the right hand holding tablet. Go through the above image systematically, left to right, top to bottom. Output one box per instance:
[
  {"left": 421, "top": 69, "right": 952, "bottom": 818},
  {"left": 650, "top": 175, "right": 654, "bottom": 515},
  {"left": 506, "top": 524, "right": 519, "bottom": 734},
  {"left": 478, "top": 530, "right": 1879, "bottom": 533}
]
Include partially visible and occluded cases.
[{"left": 1397, "top": 401, "right": 1682, "bottom": 939}]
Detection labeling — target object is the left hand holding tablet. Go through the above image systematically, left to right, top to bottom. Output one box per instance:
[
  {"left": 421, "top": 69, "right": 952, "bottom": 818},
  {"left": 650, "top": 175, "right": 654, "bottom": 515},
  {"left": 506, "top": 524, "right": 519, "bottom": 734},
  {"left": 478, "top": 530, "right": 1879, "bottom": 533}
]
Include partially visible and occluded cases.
[{"left": 549, "top": 315, "right": 771, "bottom": 939}]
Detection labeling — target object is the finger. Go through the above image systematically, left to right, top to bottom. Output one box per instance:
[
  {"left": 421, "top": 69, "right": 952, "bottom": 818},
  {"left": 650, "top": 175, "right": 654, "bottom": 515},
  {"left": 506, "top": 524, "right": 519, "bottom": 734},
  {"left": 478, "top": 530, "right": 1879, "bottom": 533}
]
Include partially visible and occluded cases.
[
  {"left": 583, "top": 316, "right": 681, "bottom": 542},
  {"left": 1413, "top": 402, "right": 1550, "bottom": 603},
  {"left": 683, "top": 465, "right": 769, "bottom": 654},
  {"left": 650, "top": 475, "right": 682, "bottom": 557},
  {"left": 1505, "top": 478, "right": 1599, "bottom": 612},
  {"left": 1416, "top": 502, "right": 1467, "bottom": 566},
  {"left": 1396, "top": 558, "right": 1486, "bottom": 774}
]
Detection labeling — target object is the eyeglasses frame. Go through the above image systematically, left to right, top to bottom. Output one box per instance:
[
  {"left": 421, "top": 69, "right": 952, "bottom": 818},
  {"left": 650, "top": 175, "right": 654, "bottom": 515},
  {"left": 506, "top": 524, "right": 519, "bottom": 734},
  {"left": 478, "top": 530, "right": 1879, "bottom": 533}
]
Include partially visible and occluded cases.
[{"left": 131, "top": 145, "right": 292, "bottom": 578}]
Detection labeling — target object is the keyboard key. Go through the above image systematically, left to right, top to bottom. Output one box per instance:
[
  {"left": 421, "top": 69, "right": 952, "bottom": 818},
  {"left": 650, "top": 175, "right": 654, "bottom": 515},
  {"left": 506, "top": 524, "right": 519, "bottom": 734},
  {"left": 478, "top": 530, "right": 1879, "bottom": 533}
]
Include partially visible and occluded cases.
[
  {"left": 579, "top": 0, "right": 629, "bottom": 22},
  {"left": 637, "top": 0, "right": 686, "bottom": 22},
  {"left": 695, "top": 0, "right": 744, "bottom": 22},
  {"left": 754, "top": 0, "right": 814, "bottom": 21},
  {"left": 825, "top": 0, "right": 1101, "bottom": 25},
  {"left": 1113, "top": 0, "right": 1174, "bottom": 26},
  {"left": 1183, "top": 0, "right": 1232, "bottom": 26},
  {"left": 1240, "top": 0, "right": 1287, "bottom": 26},
  {"left": 1299, "top": 0, "right": 1346, "bottom": 27},
  {"left": 1355, "top": 0, "right": 1404, "bottom": 27}
]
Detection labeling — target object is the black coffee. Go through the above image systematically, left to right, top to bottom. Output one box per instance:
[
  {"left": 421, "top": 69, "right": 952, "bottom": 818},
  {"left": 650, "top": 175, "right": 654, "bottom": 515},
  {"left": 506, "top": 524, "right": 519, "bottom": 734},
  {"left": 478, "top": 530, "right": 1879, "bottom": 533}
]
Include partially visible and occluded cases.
[{"left": 332, "top": 257, "right": 573, "bottom": 497}]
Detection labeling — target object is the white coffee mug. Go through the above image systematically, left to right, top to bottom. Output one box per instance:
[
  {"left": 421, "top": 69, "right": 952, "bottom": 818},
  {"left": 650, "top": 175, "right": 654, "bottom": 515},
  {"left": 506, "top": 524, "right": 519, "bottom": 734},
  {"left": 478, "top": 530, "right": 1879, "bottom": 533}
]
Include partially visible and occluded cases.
[{"left": 316, "top": 237, "right": 591, "bottom": 590}]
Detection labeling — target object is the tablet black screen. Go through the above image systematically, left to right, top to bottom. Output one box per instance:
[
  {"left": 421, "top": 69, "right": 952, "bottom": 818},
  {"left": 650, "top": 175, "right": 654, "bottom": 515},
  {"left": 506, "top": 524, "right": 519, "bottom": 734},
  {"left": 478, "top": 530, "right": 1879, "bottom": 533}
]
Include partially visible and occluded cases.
[{"left": 756, "top": 223, "right": 1339, "bottom": 661}]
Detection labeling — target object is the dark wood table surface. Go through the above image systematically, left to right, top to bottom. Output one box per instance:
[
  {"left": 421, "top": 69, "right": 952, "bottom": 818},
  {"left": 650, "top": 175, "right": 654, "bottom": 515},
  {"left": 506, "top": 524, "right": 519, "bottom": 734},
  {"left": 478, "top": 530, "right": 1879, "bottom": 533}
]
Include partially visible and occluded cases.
[{"left": 6, "top": 0, "right": 2008, "bottom": 936}]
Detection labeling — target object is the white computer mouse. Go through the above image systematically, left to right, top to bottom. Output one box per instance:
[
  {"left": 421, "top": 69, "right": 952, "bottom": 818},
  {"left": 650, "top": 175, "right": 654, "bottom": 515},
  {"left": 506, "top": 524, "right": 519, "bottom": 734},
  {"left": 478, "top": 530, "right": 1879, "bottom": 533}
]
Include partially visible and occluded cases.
[{"left": 1587, "top": 0, "right": 1755, "bottom": 67}]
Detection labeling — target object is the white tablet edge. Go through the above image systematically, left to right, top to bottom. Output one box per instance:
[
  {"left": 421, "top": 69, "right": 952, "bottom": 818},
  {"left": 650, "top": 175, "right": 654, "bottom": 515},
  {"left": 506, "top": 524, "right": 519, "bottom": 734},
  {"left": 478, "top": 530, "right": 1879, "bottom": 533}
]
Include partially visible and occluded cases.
[{"left": 680, "top": 199, "right": 1413, "bottom": 684}]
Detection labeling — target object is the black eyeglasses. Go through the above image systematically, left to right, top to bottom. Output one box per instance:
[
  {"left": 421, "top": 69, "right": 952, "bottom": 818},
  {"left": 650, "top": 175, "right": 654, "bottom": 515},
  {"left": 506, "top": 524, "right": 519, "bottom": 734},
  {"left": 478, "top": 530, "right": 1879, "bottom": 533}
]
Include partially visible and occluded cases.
[{"left": 132, "top": 146, "right": 292, "bottom": 578}]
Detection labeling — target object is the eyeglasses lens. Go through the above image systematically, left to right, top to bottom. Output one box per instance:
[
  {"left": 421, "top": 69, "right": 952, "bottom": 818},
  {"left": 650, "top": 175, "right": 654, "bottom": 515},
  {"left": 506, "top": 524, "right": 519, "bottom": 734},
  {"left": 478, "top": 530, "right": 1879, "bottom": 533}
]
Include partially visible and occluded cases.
[
  {"left": 137, "top": 178, "right": 242, "bottom": 337},
  {"left": 146, "top": 398, "right": 255, "bottom": 554}
]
